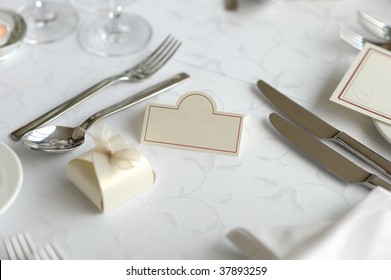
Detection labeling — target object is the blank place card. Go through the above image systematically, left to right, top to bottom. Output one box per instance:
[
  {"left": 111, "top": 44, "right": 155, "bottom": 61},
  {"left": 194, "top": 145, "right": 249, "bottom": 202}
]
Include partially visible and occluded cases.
[
  {"left": 330, "top": 43, "right": 391, "bottom": 125},
  {"left": 140, "top": 92, "right": 245, "bottom": 156}
]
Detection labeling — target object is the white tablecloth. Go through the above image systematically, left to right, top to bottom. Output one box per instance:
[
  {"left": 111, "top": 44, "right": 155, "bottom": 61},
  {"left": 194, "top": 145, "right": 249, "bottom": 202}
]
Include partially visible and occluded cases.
[{"left": 1, "top": 0, "right": 390, "bottom": 259}]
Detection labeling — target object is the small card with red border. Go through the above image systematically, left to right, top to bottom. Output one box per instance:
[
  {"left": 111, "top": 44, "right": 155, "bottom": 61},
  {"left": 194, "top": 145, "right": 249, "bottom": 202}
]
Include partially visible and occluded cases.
[
  {"left": 330, "top": 43, "right": 391, "bottom": 125},
  {"left": 140, "top": 92, "right": 245, "bottom": 156}
]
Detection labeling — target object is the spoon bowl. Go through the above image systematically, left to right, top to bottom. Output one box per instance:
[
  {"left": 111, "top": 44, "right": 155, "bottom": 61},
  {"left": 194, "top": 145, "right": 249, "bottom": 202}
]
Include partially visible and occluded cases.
[
  {"left": 20, "top": 73, "right": 189, "bottom": 152},
  {"left": 22, "top": 126, "right": 85, "bottom": 152}
]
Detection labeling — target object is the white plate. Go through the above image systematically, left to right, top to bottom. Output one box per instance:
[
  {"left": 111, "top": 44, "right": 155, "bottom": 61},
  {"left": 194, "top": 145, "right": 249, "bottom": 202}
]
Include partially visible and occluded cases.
[
  {"left": 373, "top": 119, "right": 391, "bottom": 144},
  {"left": 0, "top": 141, "right": 23, "bottom": 215}
]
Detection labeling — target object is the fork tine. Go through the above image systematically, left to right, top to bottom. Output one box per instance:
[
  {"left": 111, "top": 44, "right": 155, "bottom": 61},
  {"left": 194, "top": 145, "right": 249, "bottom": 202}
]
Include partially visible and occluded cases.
[
  {"left": 357, "top": 10, "right": 390, "bottom": 40},
  {"left": 358, "top": 10, "right": 385, "bottom": 29},
  {"left": 339, "top": 24, "right": 365, "bottom": 49},
  {"left": 339, "top": 24, "right": 391, "bottom": 51},
  {"left": 125, "top": 35, "right": 181, "bottom": 78},
  {"left": 131, "top": 35, "right": 173, "bottom": 70},
  {"left": 140, "top": 35, "right": 173, "bottom": 65},
  {"left": 141, "top": 36, "right": 180, "bottom": 69},
  {"left": 145, "top": 40, "right": 182, "bottom": 74},
  {"left": 4, "top": 232, "right": 38, "bottom": 260},
  {"left": 19, "top": 232, "right": 39, "bottom": 259},
  {"left": 23, "top": 233, "right": 35, "bottom": 250},
  {"left": 11, "top": 234, "right": 28, "bottom": 260},
  {"left": 4, "top": 236, "right": 18, "bottom": 260},
  {"left": 37, "top": 242, "right": 65, "bottom": 260},
  {"left": 48, "top": 242, "right": 65, "bottom": 260}
]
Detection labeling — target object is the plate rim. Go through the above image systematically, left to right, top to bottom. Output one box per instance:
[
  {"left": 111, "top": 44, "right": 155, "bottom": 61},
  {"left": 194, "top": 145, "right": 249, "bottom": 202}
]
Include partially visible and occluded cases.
[
  {"left": 372, "top": 118, "right": 391, "bottom": 144},
  {"left": 0, "top": 141, "right": 23, "bottom": 215}
]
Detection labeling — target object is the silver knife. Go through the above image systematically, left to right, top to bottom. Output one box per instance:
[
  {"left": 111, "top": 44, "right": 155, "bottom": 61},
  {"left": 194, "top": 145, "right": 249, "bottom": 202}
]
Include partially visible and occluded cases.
[
  {"left": 257, "top": 80, "right": 391, "bottom": 178},
  {"left": 269, "top": 113, "right": 391, "bottom": 191}
]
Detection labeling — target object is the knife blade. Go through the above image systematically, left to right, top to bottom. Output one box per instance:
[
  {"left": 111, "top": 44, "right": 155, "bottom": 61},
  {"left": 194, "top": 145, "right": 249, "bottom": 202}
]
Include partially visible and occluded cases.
[
  {"left": 257, "top": 80, "right": 391, "bottom": 178},
  {"left": 269, "top": 113, "right": 391, "bottom": 191}
]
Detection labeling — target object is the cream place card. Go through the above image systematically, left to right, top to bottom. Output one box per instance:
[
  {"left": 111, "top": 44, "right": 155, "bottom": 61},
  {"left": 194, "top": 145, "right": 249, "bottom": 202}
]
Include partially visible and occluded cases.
[
  {"left": 330, "top": 43, "right": 391, "bottom": 125},
  {"left": 140, "top": 92, "right": 245, "bottom": 155}
]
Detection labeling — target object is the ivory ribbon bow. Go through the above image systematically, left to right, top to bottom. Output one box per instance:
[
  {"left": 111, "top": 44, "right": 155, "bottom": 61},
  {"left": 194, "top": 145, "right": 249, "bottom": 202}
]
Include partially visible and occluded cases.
[{"left": 88, "top": 123, "right": 140, "bottom": 169}]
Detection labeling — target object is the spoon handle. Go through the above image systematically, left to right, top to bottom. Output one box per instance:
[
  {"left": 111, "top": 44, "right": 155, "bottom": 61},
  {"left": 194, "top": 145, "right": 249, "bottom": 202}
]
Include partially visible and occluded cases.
[
  {"left": 79, "top": 72, "right": 190, "bottom": 131},
  {"left": 10, "top": 74, "right": 125, "bottom": 141}
]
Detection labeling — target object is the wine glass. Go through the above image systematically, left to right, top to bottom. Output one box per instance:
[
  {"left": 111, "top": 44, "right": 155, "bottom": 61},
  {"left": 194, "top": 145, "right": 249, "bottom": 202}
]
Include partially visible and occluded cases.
[
  {"left": 18, "top": 0, "right": 79, "bottom": 44},
  {"left": 69, "top": 0, "right": 121, "bottom": 13},
  {"left": 77, "top": 0, "right": 152, "bottom": 56}
]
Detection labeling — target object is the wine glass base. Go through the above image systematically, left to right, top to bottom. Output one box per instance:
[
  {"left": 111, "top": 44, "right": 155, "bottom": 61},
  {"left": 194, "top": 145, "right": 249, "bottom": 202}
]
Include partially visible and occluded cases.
[
  {"left": 18, "top": 2, "right": 79, "bottom": 44},
  {"left": 78, "top": 13, "right": 152, "bottom": 57}
]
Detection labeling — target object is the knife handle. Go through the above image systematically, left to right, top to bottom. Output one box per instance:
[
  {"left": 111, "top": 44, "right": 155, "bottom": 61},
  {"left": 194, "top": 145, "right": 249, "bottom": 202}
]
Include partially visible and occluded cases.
[
  {"left": 335, "top": 132, "right": 391, "bottom": 178},
  {"left": 365, "top": 174, "right": 391, "bottom": 191}
]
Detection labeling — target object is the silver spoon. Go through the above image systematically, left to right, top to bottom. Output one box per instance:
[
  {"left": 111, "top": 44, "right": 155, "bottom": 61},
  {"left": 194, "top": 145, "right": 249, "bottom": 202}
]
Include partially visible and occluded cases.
[{"left": 21, "top": 73, "right": 189, "bottom": 152}]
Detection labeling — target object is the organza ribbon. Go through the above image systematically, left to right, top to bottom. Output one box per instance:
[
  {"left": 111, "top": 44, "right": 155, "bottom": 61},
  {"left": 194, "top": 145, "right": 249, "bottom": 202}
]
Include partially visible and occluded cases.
[{"left": 87, "top": 123, "right": 141, "bottom": 170}]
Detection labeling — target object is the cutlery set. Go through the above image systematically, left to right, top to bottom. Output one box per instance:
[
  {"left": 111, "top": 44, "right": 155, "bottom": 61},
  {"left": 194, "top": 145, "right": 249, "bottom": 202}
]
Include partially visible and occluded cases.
[
  {"left": 340, "top": 11, "right": 391, "bottom": 50},
  {"left": 9, "top": 33, "right": 391, "bottom": 190},
  {"left": 10, "top": 36, "right": 188, "bottom": 151},
  {"left": 22, "top": 73, "right": 189, "bottom": 152},
  {"left": 257, "top": 81, "right": 391, "bottom": 191}
]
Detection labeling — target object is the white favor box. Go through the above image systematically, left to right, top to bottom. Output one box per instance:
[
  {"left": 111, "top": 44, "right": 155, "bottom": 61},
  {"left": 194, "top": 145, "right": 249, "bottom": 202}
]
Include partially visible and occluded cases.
[{"left": 66, "top": 135, "right": 155, "bottom": 212}]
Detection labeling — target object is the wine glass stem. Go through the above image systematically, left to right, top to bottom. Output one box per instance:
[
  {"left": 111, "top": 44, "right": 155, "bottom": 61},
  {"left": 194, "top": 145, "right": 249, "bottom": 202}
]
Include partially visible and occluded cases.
[
  {"left": 33, "top": 0, "right": 57, "bottom": 28},
  {"left": 35, "top": 0, "right": 45, "bottom": 8},
  {"left": 104, "top": 0, "right": 130, "bottom": 41},
  {"left": 109, "top": 0, "right": 122, "bottom": 19}
]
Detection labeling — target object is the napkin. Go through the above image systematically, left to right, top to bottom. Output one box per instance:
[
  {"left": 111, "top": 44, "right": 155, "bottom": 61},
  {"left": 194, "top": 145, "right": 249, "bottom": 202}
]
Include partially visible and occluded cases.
[{"left": 227, "top": 187, "right": 391, "bottom": 259}]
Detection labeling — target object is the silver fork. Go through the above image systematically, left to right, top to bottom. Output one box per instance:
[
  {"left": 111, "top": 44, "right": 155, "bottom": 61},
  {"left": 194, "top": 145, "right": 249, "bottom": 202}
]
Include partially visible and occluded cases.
[
  {"left": 357, "top": 10, "right": 391, "bottom": 41},
  {"left": 339, "top": 24, "right": 391, "bottom": 50},
  {"left": 10, "top": 35, "right": 182, "bottom": 141},
  {"left": 3, "top": 232, "right": 65, "bottom": 260},
  {"left": 36, "top": 242, "right": 65, "bottom": 260}
]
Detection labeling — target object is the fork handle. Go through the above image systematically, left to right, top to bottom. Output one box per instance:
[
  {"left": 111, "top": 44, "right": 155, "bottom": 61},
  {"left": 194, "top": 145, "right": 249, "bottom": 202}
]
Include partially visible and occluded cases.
[{"left": 10, "top": 74, "right": 125, "bottom": 141}]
